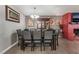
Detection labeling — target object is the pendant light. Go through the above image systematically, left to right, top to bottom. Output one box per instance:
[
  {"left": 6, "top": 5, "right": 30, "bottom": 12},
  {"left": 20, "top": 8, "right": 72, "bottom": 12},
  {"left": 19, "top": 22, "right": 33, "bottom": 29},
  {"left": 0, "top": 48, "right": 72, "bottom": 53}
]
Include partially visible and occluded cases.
[{"left": 30, "top": 7, "right": 39, "bottom": 19}]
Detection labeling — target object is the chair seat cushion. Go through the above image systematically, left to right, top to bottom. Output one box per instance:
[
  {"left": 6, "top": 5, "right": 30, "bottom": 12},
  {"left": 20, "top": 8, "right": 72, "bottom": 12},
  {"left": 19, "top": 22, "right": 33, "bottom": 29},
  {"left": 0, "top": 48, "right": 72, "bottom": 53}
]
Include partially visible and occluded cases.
[
  {"left": 25, "top": 41, "right": 31, "bottom": 43},
  {"left": 33, "top": 41, "right": 41, "bottom": 43},
  {"left": 44, "top": 41, "right": 51, "bottom": 43}
]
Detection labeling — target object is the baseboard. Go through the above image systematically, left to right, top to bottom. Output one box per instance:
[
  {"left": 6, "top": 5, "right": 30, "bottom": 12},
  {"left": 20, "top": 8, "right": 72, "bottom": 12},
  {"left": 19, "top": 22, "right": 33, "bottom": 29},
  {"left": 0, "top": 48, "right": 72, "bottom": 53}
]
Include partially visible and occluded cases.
[{"left": 0, "top": 41, "right": 18, "bottom": 54}]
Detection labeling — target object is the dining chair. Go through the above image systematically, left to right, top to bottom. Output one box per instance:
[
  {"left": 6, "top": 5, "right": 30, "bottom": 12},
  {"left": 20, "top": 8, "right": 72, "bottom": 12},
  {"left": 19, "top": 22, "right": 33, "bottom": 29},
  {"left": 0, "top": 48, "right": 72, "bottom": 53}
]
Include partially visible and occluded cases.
[
  {"left": 16, "top": 29, "right": 22, "bottom": 47},
  {"left": 16, "top": 29, "right": 25, "bottom": 50},
  {"left": 52, "top": 29, "right": 60, "bottom": 50},
  {"left": 55, "top": 29, "right": 60, "bottom": 46},
  {"left": 22, "top": 30, "right": 33, "bottom": 51},
  {"left": 32, "top": 30, "right": 42, "bottom": 51},
  {"left": 43, "top": 30, "right": 53, "bottom": 50}
]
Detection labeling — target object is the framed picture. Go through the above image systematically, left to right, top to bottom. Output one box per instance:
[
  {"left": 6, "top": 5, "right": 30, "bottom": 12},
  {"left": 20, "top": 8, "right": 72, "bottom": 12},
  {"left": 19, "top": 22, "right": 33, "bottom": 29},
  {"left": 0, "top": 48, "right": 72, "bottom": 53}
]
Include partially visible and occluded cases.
[
  {"left": 5, "top": 5, "right": 20, "bottom": 23},
  {"left": 27, "top": 19, "right": 34, "bottom": 27}
]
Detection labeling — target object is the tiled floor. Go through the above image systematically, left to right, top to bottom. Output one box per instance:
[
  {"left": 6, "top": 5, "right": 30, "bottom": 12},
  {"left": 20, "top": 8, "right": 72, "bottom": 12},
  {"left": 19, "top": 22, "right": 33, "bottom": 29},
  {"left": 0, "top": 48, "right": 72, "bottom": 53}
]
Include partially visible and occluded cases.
[{"left": 5, "top": 37, "right": 79, "bottom": 54}]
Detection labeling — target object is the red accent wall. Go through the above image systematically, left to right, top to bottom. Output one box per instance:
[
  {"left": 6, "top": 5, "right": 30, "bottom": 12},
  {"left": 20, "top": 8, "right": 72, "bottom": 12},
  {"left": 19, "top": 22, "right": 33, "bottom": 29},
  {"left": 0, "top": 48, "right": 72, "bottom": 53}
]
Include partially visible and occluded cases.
[{"left": 61, "top": 13, "right": 79, "bottom": 41}]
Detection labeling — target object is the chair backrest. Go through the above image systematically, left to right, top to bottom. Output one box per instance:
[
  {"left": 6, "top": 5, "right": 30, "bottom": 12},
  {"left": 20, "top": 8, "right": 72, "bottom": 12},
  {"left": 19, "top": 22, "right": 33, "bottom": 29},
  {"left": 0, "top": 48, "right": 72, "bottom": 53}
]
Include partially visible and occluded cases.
[
  {"left": 16, "top": 29, "right": 23, "bottom": 40},
  {"left": 17, "top": 29, "right": 22, "bottom": 36},
  {"left": 24, "top": 29, "right": 29, "bottom": 31},
  {"left": 53, "top": 29, "right": 60, "bottom": 39},
  {"left": 55, "top": 29, "right": 60, "bottom": 35},
  {"left": 22, "top": 30, "right": 31, "bottom": 40},
  {"left": 33, "top": 30, "right": 41, "bottom": 39},
  {"left": 44, "top": 30, "right": 53, "bottom": 39}
]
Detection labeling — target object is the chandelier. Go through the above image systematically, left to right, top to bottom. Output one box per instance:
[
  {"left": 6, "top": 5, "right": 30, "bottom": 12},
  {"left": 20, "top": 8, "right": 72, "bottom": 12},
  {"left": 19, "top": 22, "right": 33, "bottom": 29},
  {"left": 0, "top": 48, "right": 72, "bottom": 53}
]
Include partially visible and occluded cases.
[{"left": 30, "top": 7, "right": 39, "bottom": 19}]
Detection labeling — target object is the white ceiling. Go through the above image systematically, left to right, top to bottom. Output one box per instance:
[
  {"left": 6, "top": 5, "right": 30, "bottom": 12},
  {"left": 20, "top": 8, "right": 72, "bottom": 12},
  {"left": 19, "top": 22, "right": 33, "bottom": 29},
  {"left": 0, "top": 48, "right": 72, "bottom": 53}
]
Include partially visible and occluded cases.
[{"left": 13, "top": 5, "right": 79, "bottom": 16}]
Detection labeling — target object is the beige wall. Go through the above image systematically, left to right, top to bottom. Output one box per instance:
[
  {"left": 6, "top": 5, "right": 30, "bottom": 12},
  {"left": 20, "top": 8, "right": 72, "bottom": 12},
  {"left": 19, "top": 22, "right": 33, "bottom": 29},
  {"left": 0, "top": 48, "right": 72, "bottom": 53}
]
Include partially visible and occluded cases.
[{"left": 0, "top": 5, "right": 26, "bottom": 53}]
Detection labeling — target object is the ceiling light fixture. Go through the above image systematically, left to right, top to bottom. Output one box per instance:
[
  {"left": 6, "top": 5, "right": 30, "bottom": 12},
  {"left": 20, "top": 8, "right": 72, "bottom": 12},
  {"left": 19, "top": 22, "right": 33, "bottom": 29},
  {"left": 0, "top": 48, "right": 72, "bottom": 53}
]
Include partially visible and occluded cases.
[{"left": 30, "top": 7, "right": 39, "bottom": 19}]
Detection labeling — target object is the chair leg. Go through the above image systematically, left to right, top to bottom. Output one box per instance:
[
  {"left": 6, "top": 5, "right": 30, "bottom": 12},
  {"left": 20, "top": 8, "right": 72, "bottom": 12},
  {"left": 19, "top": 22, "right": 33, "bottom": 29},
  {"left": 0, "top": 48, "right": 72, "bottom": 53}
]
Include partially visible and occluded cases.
[
  {"left": 53, "top": 39, "right": 54, "bottom": 50},
  {"left": 54, "top": 39, "right": 56, "bottom": 50},
  {"left": 57, "top": 39, "right": 59, "bottom": 46},
  {"left": 20, "top": 40, "right": 25, "bottom": 51},
  {"left": 18, "top": 43, "right": 19, "bottom": 47},
  {"left": 31, "top": 43, "right": 33, "bottom": 51},
  {"left": 40, "top": 43, "right": 42, "bottom": 51},
  {"left": 43, "top": 43, "right": 45, "bottom": 51},
  {"left": 51, "top": 43, "right": 53, "bottom": 50},
  {"left": 20, "top": 44, "right": 25, "bottom": 51},
  {"left": 32, "top": 44, "right": 34, "bottom": 51},
  {"left": 54, "top": 44, "right": 56, "bottom": 50},
  {"left": 31, "top": 47, "right": 32, "bottom": 51}
]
